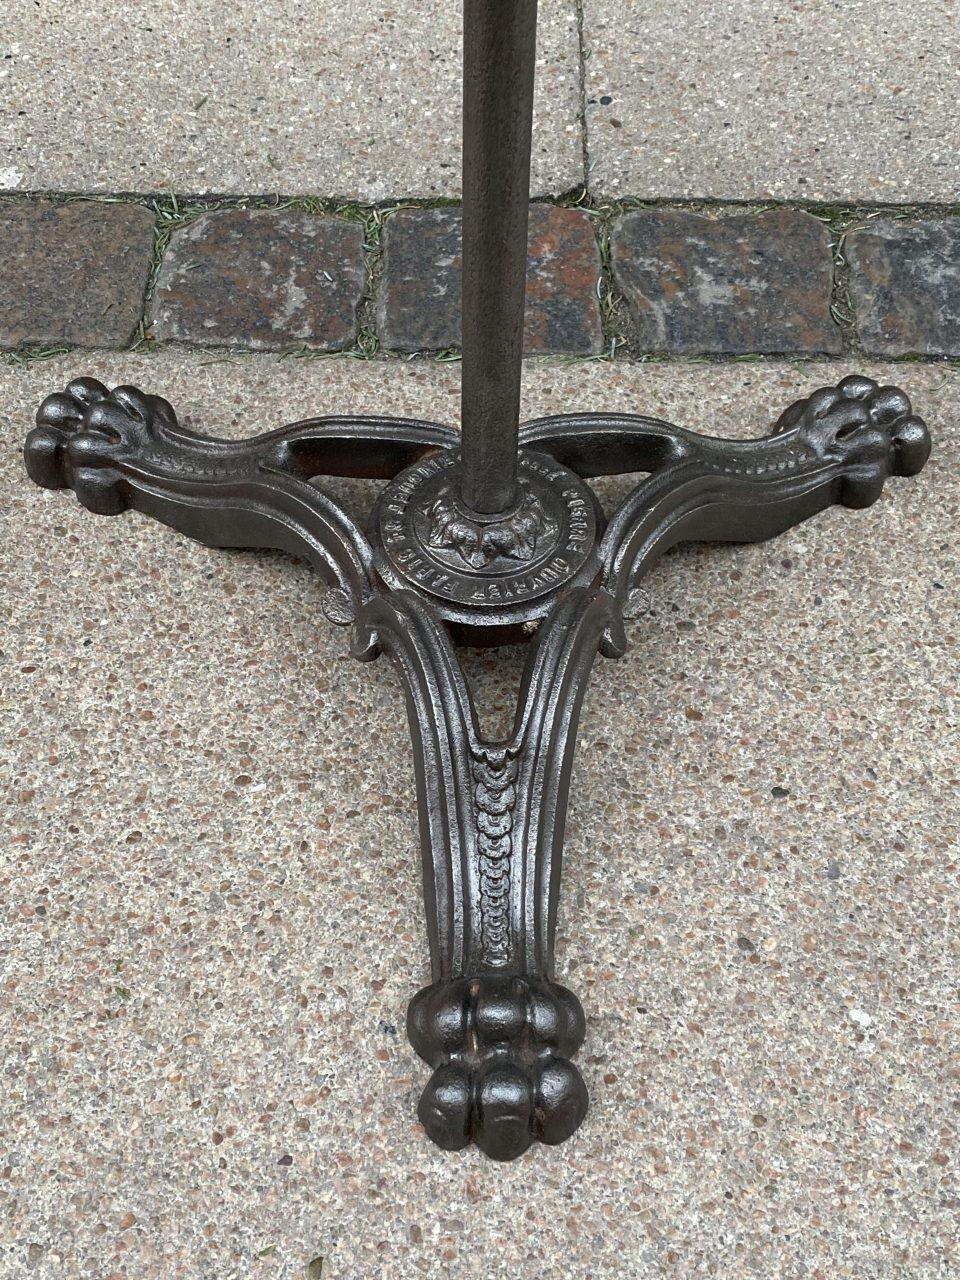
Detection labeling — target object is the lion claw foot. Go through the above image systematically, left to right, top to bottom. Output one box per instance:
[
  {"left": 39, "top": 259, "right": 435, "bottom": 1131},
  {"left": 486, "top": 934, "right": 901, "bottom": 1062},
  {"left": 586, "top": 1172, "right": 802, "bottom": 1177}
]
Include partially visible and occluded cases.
[
  {"left": 774, "top": 374, "right": 930, "bottom": 507},
  {"left": 24, "top": 379, "right": 180, "bottom": 514},
  {"left": 407, "top": 974, "right": 588, "bottom": 1161}
]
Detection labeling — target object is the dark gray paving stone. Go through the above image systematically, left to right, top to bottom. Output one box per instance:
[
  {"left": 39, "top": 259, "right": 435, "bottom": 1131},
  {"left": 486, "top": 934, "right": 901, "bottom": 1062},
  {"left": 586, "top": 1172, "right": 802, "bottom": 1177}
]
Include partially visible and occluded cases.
[
  {"left": 0, "top": 199, "right": 155, "bottom": 348},
  {"left": 378, "top": 205, "right": 603, "bottom": 354},
  {"left": 610, "top": 208, "right": 841, "bottom": 355},
  {"left": 151, "top": 210, "right": 365, "bottom": 350},
  {"left": 847, "top": 218, "right": 960, "bottom": 357}
]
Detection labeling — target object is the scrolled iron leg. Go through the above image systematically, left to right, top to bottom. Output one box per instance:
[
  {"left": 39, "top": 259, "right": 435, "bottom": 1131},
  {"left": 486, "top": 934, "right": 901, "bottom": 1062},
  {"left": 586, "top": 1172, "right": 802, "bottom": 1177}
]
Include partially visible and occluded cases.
[
  {"left": 21, "top": 373, "right": 930, "bottom": 1161},
  {"left": 523, "top": 375, "right": 931, "bottom": 613},
  {"left": 354, "top": 587, "right": 619, "bottom": 1159}
]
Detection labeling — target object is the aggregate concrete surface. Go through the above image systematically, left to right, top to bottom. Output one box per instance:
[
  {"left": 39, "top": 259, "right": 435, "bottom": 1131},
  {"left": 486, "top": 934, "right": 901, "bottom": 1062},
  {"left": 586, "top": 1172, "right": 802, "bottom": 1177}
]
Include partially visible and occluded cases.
[{"left": 1, "top": 353, "right": 956, "bottom": 1278}]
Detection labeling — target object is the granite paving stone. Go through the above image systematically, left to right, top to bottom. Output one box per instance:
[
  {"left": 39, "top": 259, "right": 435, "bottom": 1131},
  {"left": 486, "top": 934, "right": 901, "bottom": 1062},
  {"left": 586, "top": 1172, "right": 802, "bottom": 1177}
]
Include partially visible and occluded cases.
[
  {"left": 0, "top": 0, "right": 582, "bottom": 198},
  {"left": 584, "top": 0, "right": 960, "bottom": 201},
  {"left": 0, "top": 199, "right": 155, "bottom": 349},
  {"left": 378, "top": 205, "right": 603, "bottom": 354},
  {"left": 611, "top": 208, "right": 841, "bottom": 355},
  {"left": 151, "top": 210, "right": 365, "bottom": 351},
  {"left": 847, "top": 217, "right": 960, "bottom": 358},
  {"left": 1, "top": 352, "right": 956, "bottom": 1278}
]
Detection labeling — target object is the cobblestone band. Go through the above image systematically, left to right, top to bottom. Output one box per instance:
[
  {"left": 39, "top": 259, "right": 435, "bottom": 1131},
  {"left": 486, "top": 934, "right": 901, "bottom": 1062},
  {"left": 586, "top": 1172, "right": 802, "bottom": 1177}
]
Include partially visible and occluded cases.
[{"left": 2, "top": 195, "right": 960, "bottom": 359}]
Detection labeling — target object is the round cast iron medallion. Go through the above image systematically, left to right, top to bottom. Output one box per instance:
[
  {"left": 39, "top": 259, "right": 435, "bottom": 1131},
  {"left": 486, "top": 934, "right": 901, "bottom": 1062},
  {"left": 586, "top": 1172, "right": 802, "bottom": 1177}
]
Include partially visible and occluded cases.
[{"left": 371, "top": 449, "right": 601, "bottom": 626}]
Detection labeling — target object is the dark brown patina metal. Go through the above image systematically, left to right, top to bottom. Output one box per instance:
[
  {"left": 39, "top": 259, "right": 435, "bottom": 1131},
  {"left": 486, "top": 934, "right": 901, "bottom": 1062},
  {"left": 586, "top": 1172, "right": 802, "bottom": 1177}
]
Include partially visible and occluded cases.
[{"left": 21, "top": 0, "right": 932, "bottom": 1161}]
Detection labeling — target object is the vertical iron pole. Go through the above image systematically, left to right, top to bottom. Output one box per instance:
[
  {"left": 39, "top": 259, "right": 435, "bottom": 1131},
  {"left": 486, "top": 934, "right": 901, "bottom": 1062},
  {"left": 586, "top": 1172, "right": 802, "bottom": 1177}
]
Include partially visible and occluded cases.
[{"left": 459, "top": 0, "right": 539, "bottom": 515}]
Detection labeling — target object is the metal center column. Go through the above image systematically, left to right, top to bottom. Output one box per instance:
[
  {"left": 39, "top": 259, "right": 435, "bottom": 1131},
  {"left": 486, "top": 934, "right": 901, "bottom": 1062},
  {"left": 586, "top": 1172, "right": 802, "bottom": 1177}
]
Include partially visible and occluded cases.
[{"left": 459, "top": 0, "right": 539, "bottom": 515}]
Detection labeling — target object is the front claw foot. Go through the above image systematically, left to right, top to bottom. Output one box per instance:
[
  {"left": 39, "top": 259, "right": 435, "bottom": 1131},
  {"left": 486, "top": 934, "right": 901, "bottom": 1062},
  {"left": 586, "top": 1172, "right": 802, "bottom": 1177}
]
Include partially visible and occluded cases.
[
  {"left": 774, "top": 374, "right": 931, "bottom": 508},
  {"left": 24, "top": 378, "right": 180, "bottom": 515},
  {"left": 407, "top": 975, "right": 588, "bottom": 1161}
]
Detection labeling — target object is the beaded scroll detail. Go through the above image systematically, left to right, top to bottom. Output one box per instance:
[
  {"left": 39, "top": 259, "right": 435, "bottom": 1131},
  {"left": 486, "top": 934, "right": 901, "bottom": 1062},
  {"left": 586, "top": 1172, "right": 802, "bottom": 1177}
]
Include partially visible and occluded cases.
[{"left": 472, "top": 750, "right": 519, "bottom": 966}]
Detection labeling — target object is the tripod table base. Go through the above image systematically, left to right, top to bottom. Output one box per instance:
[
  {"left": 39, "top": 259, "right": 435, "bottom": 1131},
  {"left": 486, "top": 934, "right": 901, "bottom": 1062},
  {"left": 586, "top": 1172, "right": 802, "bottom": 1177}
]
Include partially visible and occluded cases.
[{"left": 23, "top": 372, "right": 930, "bottom": 1160}]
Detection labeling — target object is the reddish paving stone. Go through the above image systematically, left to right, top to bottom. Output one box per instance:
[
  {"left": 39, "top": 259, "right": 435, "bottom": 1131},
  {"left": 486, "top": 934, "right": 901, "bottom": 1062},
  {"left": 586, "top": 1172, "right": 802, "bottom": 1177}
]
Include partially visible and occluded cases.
[
  {"left": 0, "top": 199, "right": 155, "bottom": 349},
  {"left": 378, "top": 205, "right": 603, "bottom": 354},
  {"left": 611, "top": 208, "right": 841, "bottom": 355},
  {"left": 151, "top": 210, "right": 365, "bottom": 350},
  {"left": 846, "top": 218, "right": 960, "bottom": 357}
]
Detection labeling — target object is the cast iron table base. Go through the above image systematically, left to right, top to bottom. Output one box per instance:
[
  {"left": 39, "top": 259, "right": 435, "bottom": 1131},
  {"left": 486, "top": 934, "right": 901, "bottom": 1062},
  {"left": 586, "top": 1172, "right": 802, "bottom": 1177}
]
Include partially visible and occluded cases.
[{"left": 23, "top": 370, "right": 930, "bottom": 1160}]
